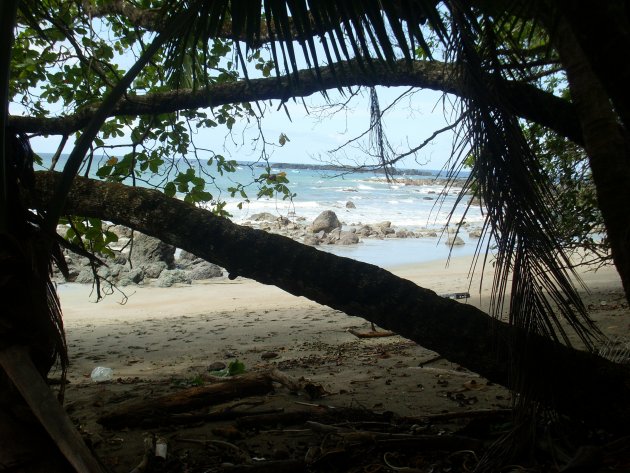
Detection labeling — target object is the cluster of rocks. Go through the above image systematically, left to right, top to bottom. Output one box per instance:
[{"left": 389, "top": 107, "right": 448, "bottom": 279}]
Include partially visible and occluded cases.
[
  {"left": 55, "top": 209, "right": 483, "bottom": 286},
  {"left": 242, "top": 209, "right": 482, "bottom": 247},
  {"left": 55, "top": 228, "right": 223, "bottom": 287}
]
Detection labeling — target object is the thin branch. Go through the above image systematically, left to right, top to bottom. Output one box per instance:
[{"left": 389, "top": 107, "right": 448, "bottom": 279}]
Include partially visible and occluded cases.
[{"left": 8, "top": 60, "right": 584, "bottom": 146}]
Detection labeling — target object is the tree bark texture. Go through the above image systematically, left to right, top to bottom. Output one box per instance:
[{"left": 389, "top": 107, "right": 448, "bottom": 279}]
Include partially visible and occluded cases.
[
  {"left": 554, "top": 17, "right": 630, "bottom": 304},
  {"left": 8, "top": 60, "right": 583, "bottom": 146},
  {"left": 28, "top": 171, "right": 630, "bottom": 432}
]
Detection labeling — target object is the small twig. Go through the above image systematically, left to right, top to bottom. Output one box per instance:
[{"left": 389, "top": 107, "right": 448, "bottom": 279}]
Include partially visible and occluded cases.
[
  {"left": 178, "top": 438, "right": 251, "bottom": 463},
  {"left": 383, "top": 452, "right": 424, "bottom": 472}
]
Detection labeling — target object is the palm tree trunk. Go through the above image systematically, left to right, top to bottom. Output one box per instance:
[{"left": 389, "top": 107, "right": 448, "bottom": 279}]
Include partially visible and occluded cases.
[
  {"left": 554, "top": 15, "right": 630, "bottom": 304},
  {"left": 29, "top": 171, "right": 630, "bottom": 433}
]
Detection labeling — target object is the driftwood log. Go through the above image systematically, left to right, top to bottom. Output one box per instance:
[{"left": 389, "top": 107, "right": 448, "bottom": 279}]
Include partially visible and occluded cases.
[{"left": 98, "top": 373, "right": 274, "bottom": 429}]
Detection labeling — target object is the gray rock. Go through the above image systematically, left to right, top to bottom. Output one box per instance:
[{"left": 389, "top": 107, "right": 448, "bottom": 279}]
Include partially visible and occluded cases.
[
  {"left": 345, "top": 201, "right": 356, "bottom": 209},
  {"left": 311, "top": 210, "right": 341, "bottom": 233},
  {"left": 250, "top": 212, "right": 277, "bottom": 222},
  {"left": 276, "top": 216, "right": 290, "bottom": 226},
  {"left": 109, "top": 225, "right": 132, "bottom": 238},
  {"left": 358, "top": 225, "right": 373, "bottom": 237},
  {"left": 328, "top": 228, "right": 342, "bottom": 241},
  {"left": 468, "top": 229, "right": 483, "bottom": 239},
  {"left": 338, "top": 231, "right": 359, "bottom": 245},
  {"left": 131, "top": 233, "right": 175, "bottom": 268},
  {"left": 303, "top": 235, "right": 319, "bottom": 246},
  {"left": 446, "top": 236, "right": 465, "bottom": 246},
  {"left": 178, "top": 250, "right": 198, "bottom": 262},
  {"left": 112, "top": 254, "right": 128, "bottom": 265},
  {"left": 142, "top": 261, "right": 167, "bottom": 279},
  {"left": 189, "top": 262, "right": 223, "bottom": 280},
  {"left": 97, "top": 265, "right": 112, "bottom": 279},
  {"left": 117, "top": 267, "right": 145, "bottom": 286},
  {"left": 65, "top": 268, "right": 80, "bottom": 282},
  {"left": 75, "top": 268, "right": 94, "bottom": 284},
  {"left": 127, "top": 268, "right": 145, "bottom": 284},
  {"left": 156, "top": 269, "right": 192, "bottom": 287},
  {"left": 207, "top": 362, "right": 226, "bottom": 372}
]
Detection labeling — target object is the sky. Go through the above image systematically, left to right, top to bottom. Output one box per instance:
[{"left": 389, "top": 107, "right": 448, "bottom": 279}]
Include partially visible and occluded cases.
[
  {"left": 24, "top": 20, "right": 461, "bottom": 172},
  {"left": 30, "top": 85, "right": 459, "bottom": 171}
]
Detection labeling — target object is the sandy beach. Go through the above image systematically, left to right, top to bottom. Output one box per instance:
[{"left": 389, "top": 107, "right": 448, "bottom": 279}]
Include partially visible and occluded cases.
[{"left": 56, "top": 254, "right": 628, "bottom": 471}]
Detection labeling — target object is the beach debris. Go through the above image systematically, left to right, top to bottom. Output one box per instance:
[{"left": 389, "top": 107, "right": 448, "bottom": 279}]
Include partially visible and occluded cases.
[
  {"left": 348, "top": 328, "right": 396, "bottom": 338},
  {"left": 210, "top": 359, "right": 247, "bottom": 377},
  {"left": 90, "top": 366, "right": 113, "bottom": 383},
  {"left": 268, "top": 368, "right": 328, "bottom": 399},
  {"left": 97, "top": 372, "right": 274, "bottom": 428},
  {"left": 128, "top": 433, "right": 154, "bottom": 473},
  {"left": 155, "top": 437, "right": 168, "bottom": 459}
]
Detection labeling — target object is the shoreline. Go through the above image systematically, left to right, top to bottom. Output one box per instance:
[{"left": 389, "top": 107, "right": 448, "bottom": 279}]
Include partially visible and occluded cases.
[{"left": 59, "top": 254, "right": 627, "bottom": 473}]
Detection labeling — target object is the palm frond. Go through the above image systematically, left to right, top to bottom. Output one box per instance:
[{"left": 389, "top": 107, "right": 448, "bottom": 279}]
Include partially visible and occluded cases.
[
  {"left": 158, "top": 0, "right": 448, "bottom": 90},
  {"left": 445, "top": 3, "right": 601, "bottom": 350}
]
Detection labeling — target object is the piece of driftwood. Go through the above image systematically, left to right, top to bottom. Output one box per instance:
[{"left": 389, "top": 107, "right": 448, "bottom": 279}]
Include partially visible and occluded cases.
[
  {"left": 348, "top": 328, "right": 397, "bottom": 338},
  {"left": 0, "top": 345, "right": 106, "bottom": 473},
  {"left": 268, "top": 369, "right": 328, "bottom": 399},
  {"left": 98, "top": 373, "right": 274, "bottom": 429},
  {"left": 121, "top": 407, "right": 285, "bottom": 429},
  {"left": 402, "top": 408, "right": 513, "bottom": 424},
  {"left": 236, "top": 410, "right": 312, "bottom": 429}
]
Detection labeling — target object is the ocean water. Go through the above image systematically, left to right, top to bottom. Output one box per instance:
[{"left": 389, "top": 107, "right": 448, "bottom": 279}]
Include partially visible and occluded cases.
[{"left": 37, "top": 155, "right": 484, "bottom": 267}]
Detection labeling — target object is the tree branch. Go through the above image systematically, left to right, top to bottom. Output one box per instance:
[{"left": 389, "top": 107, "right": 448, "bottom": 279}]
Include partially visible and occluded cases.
[
  {"left": 81, "top": 0, "right": 314, "bottom": 46},
  {"left": 9, "top": 59, "right": 584, "bottom": 146},
  {"left": 26, "top": 171, "right": 630, "bottom": 433}
]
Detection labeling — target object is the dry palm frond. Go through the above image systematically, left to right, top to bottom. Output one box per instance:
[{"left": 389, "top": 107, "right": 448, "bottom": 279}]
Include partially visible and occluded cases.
[
  {"left": 158, "top": 0, "right": 448, "bottom": 91},
  {"left": 445, "top": 2, "right": 601, "bottom": 350}
]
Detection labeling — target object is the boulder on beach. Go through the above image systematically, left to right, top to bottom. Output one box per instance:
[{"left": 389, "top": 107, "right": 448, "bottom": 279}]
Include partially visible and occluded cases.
[
  {"left": 346, "top": 201, "right": 356, "bottom": 209},
  {"left": 310, "top": 210, "right": 341, "bottom": 233},
  {"left": 338, "top": 231, "right": 360, "bottom": 245},
  {"left": 131, "top": 233, "right": 175, "bottom": 268},
  {"left": 446, "top": 236, "right": 465, "bottom": 246},
  {"left": 143, "top": 261, "right": 168, "bottom": 279},
  {"left": 189, "top": 261, "right": 223, "bottom": 280},
  {"left": 119, "top": 268, "right": 145, "bottom": 286},
  {"left": 156, "top": 269, "right": 192, "bottom": 287}
]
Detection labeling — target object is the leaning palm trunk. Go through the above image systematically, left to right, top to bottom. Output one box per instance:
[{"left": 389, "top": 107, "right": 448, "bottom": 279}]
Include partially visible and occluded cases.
[{"left": 553, "top": 14, "right": 630, "bottom": 305}]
